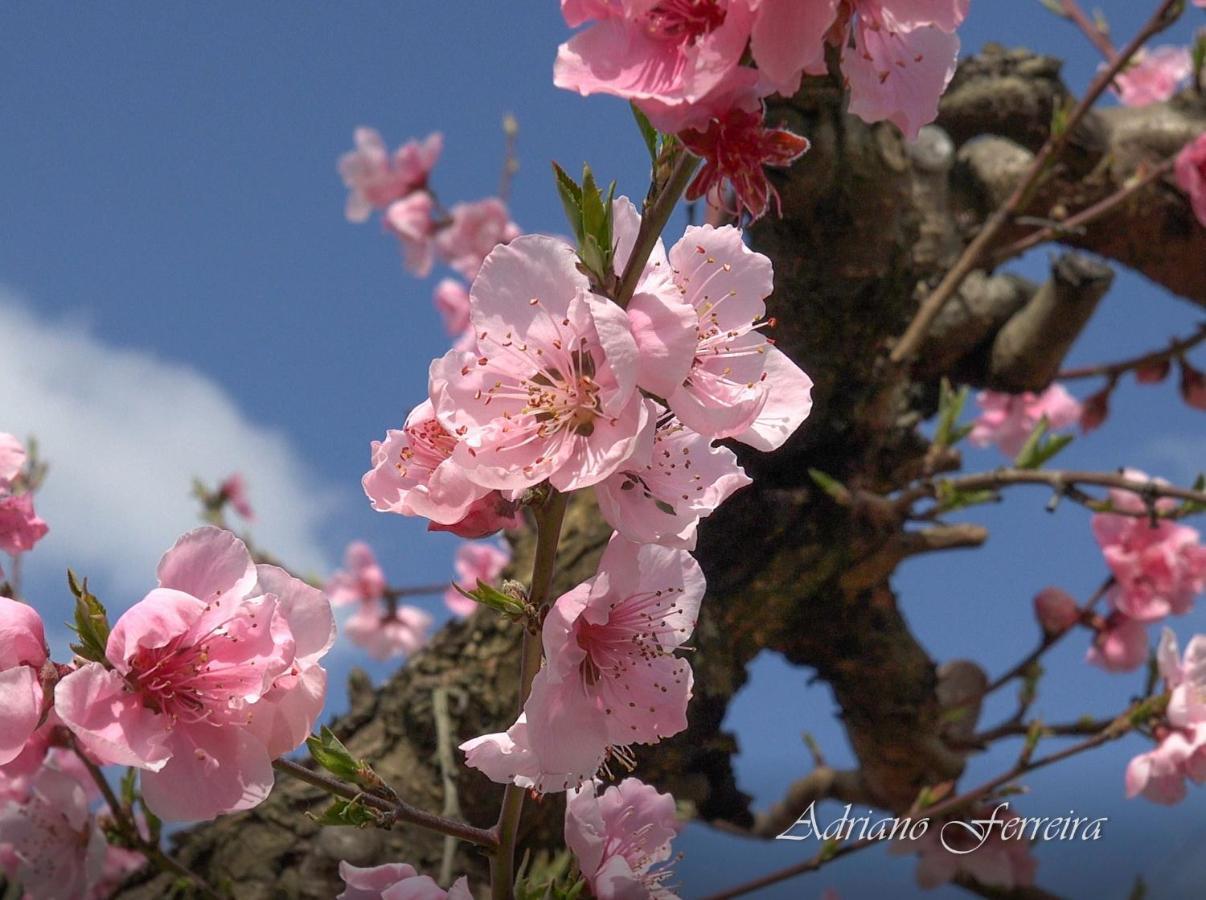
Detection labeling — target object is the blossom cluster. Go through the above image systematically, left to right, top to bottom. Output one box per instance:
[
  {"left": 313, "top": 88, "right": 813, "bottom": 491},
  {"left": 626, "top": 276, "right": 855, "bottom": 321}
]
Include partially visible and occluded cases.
[
  {"left": 554, "top": 0, "right": 971, "bottom": 216},
  {"left": 968, "top": 384, "right": 1082, "bottom": 458},
  {"left": 0, "top": 433, "right": 49, "bottom": 583}
]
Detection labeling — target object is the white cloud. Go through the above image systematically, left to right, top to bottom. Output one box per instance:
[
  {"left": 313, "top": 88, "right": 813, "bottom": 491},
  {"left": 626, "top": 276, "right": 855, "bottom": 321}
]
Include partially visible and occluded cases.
[{"left": 0, "top": 289, "right": 336, "bottom": 596}]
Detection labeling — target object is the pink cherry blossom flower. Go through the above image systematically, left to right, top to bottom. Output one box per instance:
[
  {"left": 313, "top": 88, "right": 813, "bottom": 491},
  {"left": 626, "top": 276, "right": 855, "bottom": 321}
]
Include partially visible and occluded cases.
[
  {"left": 553, "top": 0, "right": 756, "bottom": 120},
  {"left": 748, "top": 0, "right": 838, "bottom": 96},
  {"left": 1109, "top": 45, "right": 1192, "bottom": 107},
  {"left": 338, "top": 128, "right": 442, "bottom": 223},
  {"left": 1175, "top": 132, "right": 1206, "bottom": 227},
  {"left": 386, "top": 191, "right": 438, "bottom": 277},
  {"left": 435, "top": 198, "right": 521, "bottom": 280},
  {"left": 653, "top": 224, "right": 813, "bottom": 449},
  {"left": 430, "top": 235, "right": 654, "bottom": 493},
  {"left": 434, "top": 278, "right": 471, "bottom": 336},
  {"left": 968, "top": 384, "right": 1082, "bottom": 458},
  {"left": 363, "top": 399, "right": 520, "bottom": 535},
  {"left": 596, "top": 414, "right": 751, "bottom": 549},
  {"left": 0, "top": 433, "right": 25, "bottom": 486},
  {"left": 219, "top": 472, "right": 254, "bottom": 521},
  {"left": 1092, "top": 481, "right": 1206, "bottom": 621},
  {"left": 0, "top": 493, "right": 49, "bottom": 557},
  {"left": 54, "top": 527, "right": 335, "bottom": 821},
  {"left": 462, "top": 535, "right": 704, "bottom": 792},
  {"left": 326, "top": 541, "right": 387, "bottom": 608},
  {"left": 445, "top": 541, "right": 511, "bottom": 617},
  {"left": 1032, "top": 587, "right": 1080, "bottom": 635},
  {"left": 0, "top": 596, "right": 49, "bottom": 767},
  {"left": 343, "top": 603, "right": 432, "bottom": 661},
  {"left": 1086, "top": 614, "right": 1149, "bottom": 672},
  {"left": 1157, "top": 628, "right": 1206, "bottom": 727},
  {"left": 1125, "top": 726, "right": 1206, "bottom": 804},
  {"left": 0, "top": 762, "right": 108, "bottom": 900},
  {"left": 565, "top": 777, "right": 682, "bottom": 900},
  {"left": 900, "top": 804, "right": 1036, "bottom": 890},
  {"left": 337, "top": 860, "right": 473, "bottom": 900}
]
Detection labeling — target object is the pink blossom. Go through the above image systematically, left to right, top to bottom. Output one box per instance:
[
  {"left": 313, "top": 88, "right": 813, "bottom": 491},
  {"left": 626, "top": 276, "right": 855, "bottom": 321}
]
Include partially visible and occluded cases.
[
  {"left": 554, "top": 0, "right": 756, "bottom": 120},
  {"left": 748, "top": 0, "right": 838, "bottom": 96},
  {"left": 1109, "top": 46, "right": 1192, "bottom": 107},
  {"left": 338, "top": 128, "right": 442, "bottom": 223},
  {"left": 1176, "top": 132, "right": 1206, "bottom": 227},
  {"left": 386, "top": 191, "right": 437, "bottom": 277},
  {"left": 435, "top": 198, "right": 521, "bottom": 280},
  {"left": 652, "top": 223, "right": 813, "bottom": 449},
  {"left": 430, "top": 235, "right": 654, "bottom": 493},
  {"left": 433, "top": 278, "right": 471, "bottom": 337},
  {"left": 1181, "top": 358, "right": 1206, "bottom": 411},
  {"left": 968, "top": 384, "right": 1082, "bottom": 458},
  {"left": 363, "top": 399, "right": 520, "bottom": 535},
  {"left": 597, "top": 414, "right": 751, "bottom": 549},
  {"left": 0, "top": 433, "right": 25, "bottom": 486},
  {"left": 219, "top": 472, "right": 254, "bottom": 521},
  {"left": 1092, "top": 480, "right": 1206, "bottom": 621},
  {"left": 0, "top": 493, "right": 49, "bottom": 557},
  {"left": 55, "top": 527, "right": 335, "bottom": 821},
  {"left": 462, "top": 535, "right": 704, "bottom": 792},
  {"left": 326, "top": 541, "right": 387, "bottom": 608},
  {"left": 445, "top": 541, "right": 511, "bottom": 617},
  {"left": 1032, "top": 587, "right": 1080, "bottom": 635},
  {"left": 0, "top": 596, "right": 49, "bottom": 766},
  {"left": 343, "top": 603, "right": 432, "bottom": 661},
  {"left": 1086, "top": 614, "right": 1149, "bottom": 672},
  {"left": 1157, "top": 628, "right": 1206, "bottom": 727},
  {"left": 1125, "top": 726, "right": 1206, "bottom": 804},
  {"left": 0, "top": 763, "right": 107, "bottom": 900},
  {"left": 565, "top": 778, "right": 682, "bottom": 900},
  {"left": 901, "top": 804, "right": 1036, "bottom": 890},
  {"left": 337, "top": 860, "right": 472, "bottom": 900}
]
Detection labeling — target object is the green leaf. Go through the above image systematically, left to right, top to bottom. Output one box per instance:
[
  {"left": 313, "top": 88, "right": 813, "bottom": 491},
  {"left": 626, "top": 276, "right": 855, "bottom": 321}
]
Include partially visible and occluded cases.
[
  {"left": 631, "top": 103, "right": 659, "bottom": 163},
  {"left": 551, "top": 162, "right": 584, "bottom": 244},
  {"left": 934, "top": 378, "right": 970, "bottom": 448},
  {"left": 1013, "top": 416, "right": 1050, "bottom": 469},
  {"left": 807, "top": 468, "right": 850, "bottom": 505},
  {"left": 935, "top": 481, "right": 998, "bottom": 511},
  {"left": 67, "top": 570, "right": 112, "bottom": 665},
  {"left": 454, "top": 579, "right": 526, "bottom": 617},
  {"left": 306, "top": 726, "right": 384, "bottom": 790},
  {"left": 120, "top": 767, "right": 138, "bottom": 809},
  {"left": 306, "top": 797, "right": 378, "bottom": 828}
]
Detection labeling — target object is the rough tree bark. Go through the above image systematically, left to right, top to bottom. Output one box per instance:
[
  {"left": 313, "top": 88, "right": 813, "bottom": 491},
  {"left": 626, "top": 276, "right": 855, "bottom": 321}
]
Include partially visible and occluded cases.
[{"left": 116, "top": 45, "right": 1206, "bottom": 900}]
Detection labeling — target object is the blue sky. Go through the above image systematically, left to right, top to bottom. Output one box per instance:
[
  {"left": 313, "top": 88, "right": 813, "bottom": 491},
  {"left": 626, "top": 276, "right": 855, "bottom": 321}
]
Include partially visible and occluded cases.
[{"left": 1, "top": 2, "right": 1204, "bottom": 897}]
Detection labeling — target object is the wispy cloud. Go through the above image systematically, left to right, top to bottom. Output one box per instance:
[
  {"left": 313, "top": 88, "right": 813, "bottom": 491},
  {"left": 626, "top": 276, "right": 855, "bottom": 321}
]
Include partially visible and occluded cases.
[{"left": 0, "top": 289, "right": 337, "bottom": 600}]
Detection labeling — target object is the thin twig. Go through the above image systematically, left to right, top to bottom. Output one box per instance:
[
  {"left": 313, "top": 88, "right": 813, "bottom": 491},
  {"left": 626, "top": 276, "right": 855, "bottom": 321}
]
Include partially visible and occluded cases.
[
  {"left": 889, "top": 0, "right": 1183, "bottom": 365},
  {"left": 1057, "top": 0, "right": 1117, "bottom": 61},
  {"left": 1056, "top": 321, "right": 1206, "bottom": 381},
  {"left": 938, "top": 468, "right": 1206, "bottom": 510},
  {"left": 433, "top": 686, "right": 464, "bottom": 886},
  {"left": 271, "top": 757, "right": 497, "bottom": 848}
]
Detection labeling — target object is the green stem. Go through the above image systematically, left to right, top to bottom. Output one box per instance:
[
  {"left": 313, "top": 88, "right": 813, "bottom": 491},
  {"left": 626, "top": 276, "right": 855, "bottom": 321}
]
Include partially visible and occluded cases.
[{"left": 490, "top": 489, "right": 570, "bottom": 900}]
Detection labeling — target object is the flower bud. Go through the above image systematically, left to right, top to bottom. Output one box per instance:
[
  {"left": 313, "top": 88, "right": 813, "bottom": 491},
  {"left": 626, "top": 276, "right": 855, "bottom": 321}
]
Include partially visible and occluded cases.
[
  {"left": 1178, "top": 358, "right": 1206, "bottom": 411},
  {"left": 1033, "top": 587, "right": 1079, "bottom": 634}
]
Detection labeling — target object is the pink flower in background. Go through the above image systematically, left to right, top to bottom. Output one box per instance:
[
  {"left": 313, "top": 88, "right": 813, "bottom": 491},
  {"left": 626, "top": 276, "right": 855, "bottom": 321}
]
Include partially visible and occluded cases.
[
  {"left": 554, "top": 0, "right": 756, "bottom": 120},
  {"left": 748, "top": 0, "right": 837, "bottom": 96},
  {"left": 1109, "top": 46, "right": 1191, "bottom": 107},
  {"left": 338, "top": 128, "right": 442, "bottom": 223},
  {"left": 1176, "top": 132, "right": 1206, "bottom": 227},
  {"left": 386, "top": 191, "right": 437, "bottom": 277},
  {"left": 435, "top": 198, "right": 521, "bottom": 280},
  {"left": 655, "top": 224, "right": 813, "bottom": 449},
  {"left": 430, "top": 235, "right": 653, "bottom": 492},
  {"left": 433, "top": 278, "right": 471, "bottom": 336},
  {"left": 968, "top": 384, "right": 1082, "bottom": 458},
  {"left": 363, "top": 399, "right": 517, "bottom": 534},
  {"left": 597, "top": 415, "right": 751, "bottom": 549},
  {"left": 0, "top": 433, "right": 25, "bottom": 485},
  {"left": 219, "top": 472, "right": 254, "bottom": 520},
  {"left": 1092, "top": 480, "right": 1206, "bottom": 621},
  {"left": 0, "top": 493, "right": 49, "bottom": 557},
  {"left": 425, "top": 493, "right": 524, "bottom": 539},
  {"left": 55, "top": 527, "right": 334, "bottom": 821},
  {"left": 464, "top": 536, "right": 704, "bottom": 792},
  {"left": 326, "top": 541, "right": 387, "bottom": 608},
  {"left": 445, "top": 541, "right": 511, "bottom": 617},
  {"left": 1032, "top": 587, "right": 1080, "bottom": 635},
  {"left": 0, "top": 596, "right": 49, "bottom": 766},
  {"left": 343, "top": 603, "right": 431, "bottom": 661},
  {"left": 1086, "top": 614, "right": 1149, "bottom": 672},
  {"left": 1157, "top": 628, "right": 1206, "bottom": 727},
  {"left": 1125, "top": 726, "right": 1206, "bottom": 804},
  {"left": 0, "top": 763, "right": 107, "bottom": 900},
  {"left": 565, "top": 778, "right": 682, "bottom": 900},
  {"left": 901, "top": 804, "right": 1036, "bottom": 890},
  {"left": 337, "top": 860, "right": 472, "bottom": 900}
]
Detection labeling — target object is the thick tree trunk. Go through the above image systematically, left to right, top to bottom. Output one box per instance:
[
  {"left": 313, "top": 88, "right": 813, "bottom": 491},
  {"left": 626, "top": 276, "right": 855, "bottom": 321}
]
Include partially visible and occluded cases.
[{"left": 115, "top": 47, "right": 1206, "bottom": 899}]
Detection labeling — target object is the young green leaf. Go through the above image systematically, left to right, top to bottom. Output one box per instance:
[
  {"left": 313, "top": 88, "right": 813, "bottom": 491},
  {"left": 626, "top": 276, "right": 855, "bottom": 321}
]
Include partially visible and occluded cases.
[
  {"left": 631, "top": 103, "right": 659, "bottom": 164},
  {"left": 551, "top": 162, "right": 584, "bottom": 244},
  {"left": 67, "top": 570, "right": 112, "bottom": 665},
  {"left": 306, "top": 797, "right": 378, "bottom": 828}
]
